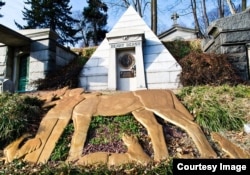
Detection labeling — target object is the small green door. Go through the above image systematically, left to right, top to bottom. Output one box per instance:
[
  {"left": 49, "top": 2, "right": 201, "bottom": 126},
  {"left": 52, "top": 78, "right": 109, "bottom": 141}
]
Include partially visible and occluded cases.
[{"left": 18, "top": 55, "right": 29, "bottom": 92}]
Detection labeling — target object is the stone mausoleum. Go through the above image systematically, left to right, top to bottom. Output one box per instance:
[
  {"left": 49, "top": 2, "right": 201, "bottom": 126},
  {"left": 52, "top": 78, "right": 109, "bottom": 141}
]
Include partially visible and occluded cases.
[
  {"left": 79, "top": 6, "right": 182, "bottom": 91},
  {"left": 202, "top": 8, "right": 250, "bottom": 81},
  {"left": 158, "top": 12, "right": 198, "bottom": 42},
  {"left": 0, "top": 25, "right": 77, "bottom": 92}
]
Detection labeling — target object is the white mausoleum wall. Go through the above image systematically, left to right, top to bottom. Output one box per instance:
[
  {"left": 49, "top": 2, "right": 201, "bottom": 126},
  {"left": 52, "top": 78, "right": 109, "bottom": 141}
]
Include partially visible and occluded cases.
[
  {"left": 79, "top": 6, "right": 182, "bottom": 91},
  {"left": 0, "top": 28, "right": 77, "bottom": 92},
  {"left": 21, "top": 29, "right": 76, "bottom": 91},
  {"left": 160, "top": 30, "right": 197, "bottom": 41},
  {"left": 80, "top": 39, "right": 110, "bottom": 90},
  {"left": 0, "top": 46, "right": 7, "bottom": 79},
  {"left": 56, "top": 46, "right": 76, "bottom": 67}
]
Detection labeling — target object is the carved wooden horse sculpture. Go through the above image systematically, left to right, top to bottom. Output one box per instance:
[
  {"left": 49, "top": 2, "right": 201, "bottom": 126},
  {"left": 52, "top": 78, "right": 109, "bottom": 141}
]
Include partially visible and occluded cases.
[
  {"left": 6, "top": 87, "right": 249, "bottom": 166},
  {"left": 67, "top": 89, "right": 217, "bottom": 163}
]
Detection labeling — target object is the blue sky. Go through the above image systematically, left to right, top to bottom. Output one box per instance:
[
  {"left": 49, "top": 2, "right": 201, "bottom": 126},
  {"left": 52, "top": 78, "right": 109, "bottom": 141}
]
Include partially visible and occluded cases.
[
  {"left": 0, "top": 0, "right": 194, "bottom": 34},
  {"left": 0, "top": 0, "right": 86, "bottom": 30},
  {"left": 1, "top": 0, "right": 248, "bottom": 34}
]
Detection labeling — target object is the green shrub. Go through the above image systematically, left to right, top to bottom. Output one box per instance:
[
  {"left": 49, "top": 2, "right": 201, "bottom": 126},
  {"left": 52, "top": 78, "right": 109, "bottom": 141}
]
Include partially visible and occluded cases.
[
  {"left": 163, "top": 40, "right": 202, "bottom": 61},
  {"left": 84, "top": 47, "right": 96, "bottom": 57},
  {"left": 177, "top": 85, "right": 249, "bottom": 131},
  {"left": 0, "top": 93, "right": 43, "bottom": 148}
]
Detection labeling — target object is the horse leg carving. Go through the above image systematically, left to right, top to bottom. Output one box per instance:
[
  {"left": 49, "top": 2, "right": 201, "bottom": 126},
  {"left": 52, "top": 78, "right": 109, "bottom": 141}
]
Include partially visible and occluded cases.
[
  {"left": 24, "top": 88, "right": 85, "bottom": 164},
  {"left": 67, "top": 97, "right": 99, "bottom": 162},
  {"left": 151, "top": 108, "right": 217, "bottom": 158},
  {"left": 132, "top": 109, "right": 168, "bottom": 161},
  {"left": 67, "top": 114, "right": 92, "bottom": 162},
  {"left": 24, "top": 118, "right": 59, "bottom": 163},
  {"left": 24, "top": 118, "right": 73, "bottom": 164},
  {"left": 37, "top": 118, "right": 71, "bottom": 163},
  {"left": 211, "top": 132, "right": 250, "bottom": 158},
  {"left": 76, "top": 133, "right": 151, "bottom": 167},
  {"left": 1, "top": 134, "right": 32, "bottom": 163},
  {"left": 76, "top": 152, "right": 109, "bottom": 166}
]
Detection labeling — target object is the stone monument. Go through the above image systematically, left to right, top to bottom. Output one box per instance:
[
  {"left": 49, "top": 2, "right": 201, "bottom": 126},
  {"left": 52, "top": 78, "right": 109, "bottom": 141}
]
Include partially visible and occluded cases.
[
  {"left": 79, "top": 6, "right": 182, "bottom": 91},
  {"left": 202, "top": 8, "right": 250, "bottom": 80},
  {"left": 0, "top": 25, "right": 77, "bottom": 92}
]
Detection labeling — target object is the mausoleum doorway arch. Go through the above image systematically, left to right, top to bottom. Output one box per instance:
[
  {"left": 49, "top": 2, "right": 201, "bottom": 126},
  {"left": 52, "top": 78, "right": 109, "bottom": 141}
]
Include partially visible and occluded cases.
[
  {"left": 116, "top": 48, "right": 136, "bottom": 91},
  {"left": 17, "top": 54, "right": 30, "bottom": 92}
]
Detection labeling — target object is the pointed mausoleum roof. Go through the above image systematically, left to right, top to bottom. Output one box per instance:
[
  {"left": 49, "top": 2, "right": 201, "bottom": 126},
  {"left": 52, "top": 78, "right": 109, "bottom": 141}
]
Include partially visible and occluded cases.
[{"left": 79, "top": 6, "right": 182, "bottom": 91}]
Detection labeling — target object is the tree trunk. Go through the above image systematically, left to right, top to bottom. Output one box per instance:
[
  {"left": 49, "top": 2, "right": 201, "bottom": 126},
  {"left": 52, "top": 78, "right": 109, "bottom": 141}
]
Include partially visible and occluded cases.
[
  {"left": 122, "top": 0, "right": 130, "bottom": 7},
  {"left": 132, "top": 0, "right": 143, "bottom": 16},
  {"left": 137, "top": 0, "right": 142, "bottom": 16},
  {"left": 151, "top": 0, "right": 157, "bottom": 34},
  {"left": 191, "top": 0, "right": 203, "bottom": 38},
  {"left": 202, "top": 0, "right": 209, "bottom": 29},
  {"left": 217, "top": 0, "right": 224, "bottom": 18},
  {"left": 226, "top": 0, "right": 237, "bottom": 14},
  {"left": 242, "top": 0, "right": 247, "bottom": 11},
  {"left": 93, "top": 23, "right": 98, "bottom": 46}
]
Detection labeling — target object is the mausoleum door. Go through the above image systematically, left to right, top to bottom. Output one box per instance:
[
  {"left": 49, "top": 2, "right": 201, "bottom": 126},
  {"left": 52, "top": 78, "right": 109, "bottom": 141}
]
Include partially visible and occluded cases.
[
  {"left": 117, "top": 50, "right": 136, "bottom": 91},
  {"left": 18, "top": 55, "right": 29, "bottom": 92}
]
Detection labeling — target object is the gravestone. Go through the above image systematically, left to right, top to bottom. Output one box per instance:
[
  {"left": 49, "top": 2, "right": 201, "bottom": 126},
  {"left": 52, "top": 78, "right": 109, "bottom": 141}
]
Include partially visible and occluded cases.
[{"left": 79, "top": 6, "right": 182, "bottom": 91}]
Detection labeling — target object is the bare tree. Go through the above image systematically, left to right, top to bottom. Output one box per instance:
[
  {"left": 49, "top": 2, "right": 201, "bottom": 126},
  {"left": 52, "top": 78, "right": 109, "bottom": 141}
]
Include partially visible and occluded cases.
[
  {"left": 0, "top": 0, "right": 5, "bottom": 18},
  {"left": 104, "top": 0, "right": 150, "bottom": 17},
  {"left": 104, "top": 0, "right": 246, "bottom": 37},
  {"left": 124, "top": 0, "right": 151, "bottom": 17},
  {"left": 133, "top": 0, "right": 142, "bottom": 16},
  {"left": 151, "top": 0, "right": 157, "bottom": 34},
  {"left": 191, "top": 0, "right": 203, "bottom": 38},
  {"left": 201, "top": 0, "right": 209, "bottom": 29},
  {"left": 217, "top": 0, "right": 224, "bottom": 18},
  {"left": 226, "top": 0, "right": 237, "bottom": 14},
  {"left": 242, "top": 0, "right": 247, "bottom": 11},
  {"left": 73, "top": 11, "right": 91, "bottom": 47}
]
